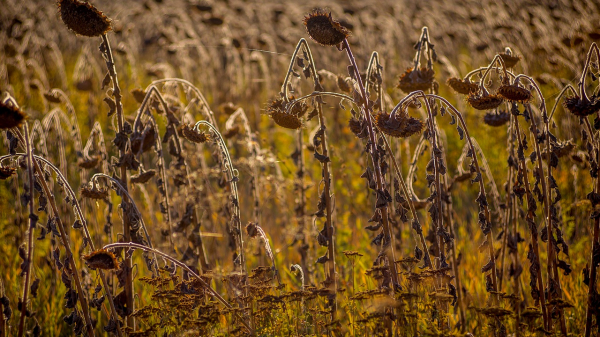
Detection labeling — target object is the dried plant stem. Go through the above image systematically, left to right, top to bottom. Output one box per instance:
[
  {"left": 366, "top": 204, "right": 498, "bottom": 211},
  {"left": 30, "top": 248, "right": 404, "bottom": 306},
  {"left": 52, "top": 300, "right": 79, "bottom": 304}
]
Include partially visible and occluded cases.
[
  {"left": 100, "top": 33, "right": 135, "bottom": 329},
  {"left": 342, "top": 38, "right": 400, "bottom": 289},
  {"left": 282, "top": 39, "right": 338, "bottom": 318},
  {"left": 577, "top": 43, "right": 600, "bottom": 337},
  {"left": 464, "top": 67, "right": 516, "bottom": 83},
  {"left": 516, "top": 74, "right": 566, "bottom": 334},
  {"left": 145, "top": 78, "right": 218, "bottom": 126},
  {"left": 133, "top": 87, "right": 175, "bottom": 246},
  {"left": 404, "top": 93, "right": 501, "bottom": 303},
  {"left": 315, "top": 102, "right": 337, "bottom": 317},
  {"left": 512, "top": 116, "right": 549, "bottom": 327},
  {"left": 504, "top": 119, "right": 522, "bottom": 332},
  {"left": 194, "top": 121, "right": 246, "bottom": 275},
  {"left": 17, "top": 124, "right": 37, "bottom": 337},
  {"left": 295, "top": 128, "right": 310, "bottom": 284},
  {"left": 9, "top": 132, "right": 98, "bottom": 336},
  {"left": 381, "top": 136, "right": 432, "bottom": 268},
  {"left": 6, "top": 150, "right": 123, "bottom": 337},
  {"left": 30, "top": 156, "right": 121, "bottom": 336},
  {"left": 101, "top": 242, "right": 253, "bottom": 334},
  {"left": 0, "top": 277, "right": 6, "bottom": 337}
]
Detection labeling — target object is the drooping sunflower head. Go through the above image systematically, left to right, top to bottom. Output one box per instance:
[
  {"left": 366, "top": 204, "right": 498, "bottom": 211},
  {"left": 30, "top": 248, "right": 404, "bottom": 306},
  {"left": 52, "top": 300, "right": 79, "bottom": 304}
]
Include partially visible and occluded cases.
[
  {"left": 58, "top": 0, "right": 111, "bottom": 37},
  {"left": 303, "top": 9, "right": 350, "bottom": 46},
  {"left": 266, "top": 98, "right": 303, "bottom": 130},
  {"left": 0, "top": 101, "right": 27, "bottom": 130},
  {"left": 375, "top": 111, "right": 425, "bottom": 138}
]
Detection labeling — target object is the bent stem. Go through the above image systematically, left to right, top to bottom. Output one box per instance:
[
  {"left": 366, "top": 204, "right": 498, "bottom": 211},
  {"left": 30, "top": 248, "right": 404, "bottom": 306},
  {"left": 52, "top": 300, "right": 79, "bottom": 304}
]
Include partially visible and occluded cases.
[
  {"left": 100, "top": 33, "right": 135, "bottom": 329},
  {"left": 342, "top": 38, "right": 400, "bottom": 290},
  {"left": 282, "top": 39, "right": 338, "bottom": 320},
  {"left": 515, "top": 74, "right": 566, "bottom": 334},
  {"left": 511, "top": 115, "right": 549, "bottom": 327},
  {"left": 17, "top": 124, "right": 38, "bottom": 337},
  {"left": 101, "top": 242, "right": 253, "bottom": 334}
]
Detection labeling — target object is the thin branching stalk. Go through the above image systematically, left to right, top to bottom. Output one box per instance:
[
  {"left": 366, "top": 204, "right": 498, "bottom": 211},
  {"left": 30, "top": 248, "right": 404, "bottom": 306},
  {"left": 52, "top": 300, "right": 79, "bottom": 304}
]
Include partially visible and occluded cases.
[
  {"left": 100, "top": 32, "right": 135, "bottom": 328},
  {"left": 342, "top": 37, "right": 400, "bottom": 290},
  {"left": 281, "top": 39, "right": 338, "bottom": 320},
  {"left": 575, "top": 42, "right": 600, "bottom": 337},
  {"left": 514, "top": 74, "right": 567, "bottom": 334},
  {"left": 132, "top": 86, "right": 175, "bottom": 246},
  {"left": 512, "top": 115, "right": 549, "bottom": 327},
  {"left": 194, "top": 120, "right": 246, "bottom": 275},
  {"left": 16, "top": 124, "right": 37, "bottom": 337},
  {"left": 380, "top": 136, "right": 432, "bottom": 268},
  {"left": 2, "top": 149, "right": 122, "bottom": 337},
  {"left": 89, "top": 173, "right": 159, "bottom": 273},
  {"left": 101, "top": 242, "right": 253, "bottom": 334},
  {"left": 0, "top": 277, "right": 6, "bottom": 337}
]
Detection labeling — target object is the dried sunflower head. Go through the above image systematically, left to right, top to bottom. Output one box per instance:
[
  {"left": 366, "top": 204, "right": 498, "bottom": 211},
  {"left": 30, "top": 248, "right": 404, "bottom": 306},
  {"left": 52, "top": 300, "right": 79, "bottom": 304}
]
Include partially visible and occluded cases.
[
  {"left": 58, "top": 0, "right": 112, "bottom": 37},
  {"left": 303, "top": 9, "right": 350, "bottom": 46},
  {"left": 499, "top": 52, "right": 521, "bottom": 68},
  {"left": 397, "top": 67, "right": 435, "bottom": 94},
  {"left": 337, "top": 75, "right": 352, "bottom": 93},
  {"left": 447, "top": 77, "right": 479, "bottom": 95},
  {"left": 498, "top": 84, "right": 531, "bottom": 102},
  {"left": 130, "top": 88, "right": 147, "bottom": 104},
  {"left": 44, "top": 91, "right": 62, "bottom": 103},
  {"left": 467, "top": 93, "right": 504, "bottom": 110},
  {"left": 564, "top": 94, "right": 600, "bottom": 117},
  {"left": 266, "top": 98, "right": 302, "bottom": 130},
  {"left": 0, "top": 101, "right": 27, "bottom": 130},
  {"left": 219, "top": 102, "right": 239, "bottom": 115},
  {"left": 375, "top": 111, "right": 425, "bottom": 138},
  {"left": 483, "top": 111, "right": 510, "bottom": 127},
  {"left": 348, "top": 116, "right": 367, "bottom": 139},
  {"left": 179, "top": 124, "right": 210, "bottom": 143},
  {"left": 222, "top": 125, "right": 240, "bottom": 139},
  {"left": 130, "top": 126, "right": 156, "bottom": 154},
  {"left": 77, "top": 155, "right": 100, "bottom": 169},
  {"left": 0, "top": 166, "right": 17, "bottom": 180},
  {"left": 130, "top": 169, "right": 156, "bottom": 184},
  {"left": 80, "top": 183, "right": 109, "bottom": 199},
  {"left": 245, "top": 222, "right": 258, "bottom": 238},
  {"left": 83, "top": 249, "right": 118, "bottom": 270}
]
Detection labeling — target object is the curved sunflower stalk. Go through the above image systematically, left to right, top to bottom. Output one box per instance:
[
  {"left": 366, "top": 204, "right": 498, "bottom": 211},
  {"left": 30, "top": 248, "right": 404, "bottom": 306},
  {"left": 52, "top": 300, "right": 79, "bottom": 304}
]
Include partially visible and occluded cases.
[
  {"left": 323, "top": 18, "right": 403, "bottom": 294},
  {"left": 275, "top": 38, "right": 339, "bottom": 320},
  {"left": 559, "top": 43, "right": 600, "bottom": 337},
  {"left": 365, "top": 49, "right": 435, "bottom": 275},
  {"left": 503, "top": 73, "right": 569, "bottom": 335},
  {"left": 140, "top": 78, "right": 219, "bottom": 126},
  {"left": 133, "top": 79, "right": 221, "bottom": 260},
  {"left": 131, "top": 86, "right": 179, "bottom": 249},
  {"left": 42, "top": 88, "right": 82, "bottom": 151},
  {"left": 390, "top": 91, "right": 504, "bottom": 326},
  {"left": 388, "top": 92, "right": 453, "bottom": 330},
  {"left": 41, "top": 108, "right": 81, "bottom": 183},
  {"left": 224, "top": 108, "right": 262, "bottom": 225},
  {"left": 509, "top": 108, "right": 549, "bottom": 329},
  {"left": 28, "top": 120, "right": 49, "bottom": 163},
  {"left": 193, "top": 120, "right": 246, "bottom": 276},
  {"left": 81, "top": 121, "right": 109, "bottom": 174},
  {"left": 457, "top": 137, "right": 505, "bottom": 278},
  {"left": 1, "top": 143, "right": 121, "bottom": 337},
  {"left": 87, "top": 173, "right": 159, "bottom": 273},
  {"left": 100, "top": 242, "right": 253, "bottom": 334}
]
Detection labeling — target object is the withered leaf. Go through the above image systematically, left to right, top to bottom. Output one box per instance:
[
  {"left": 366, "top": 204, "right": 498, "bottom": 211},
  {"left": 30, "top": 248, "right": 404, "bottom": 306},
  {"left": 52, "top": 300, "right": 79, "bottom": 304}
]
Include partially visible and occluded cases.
[
  {"left": 316, "top": 254, "right": 329, "bottom": 264},
  {"left": 481, "top": 259, "right": 495, "bottom": 273}
]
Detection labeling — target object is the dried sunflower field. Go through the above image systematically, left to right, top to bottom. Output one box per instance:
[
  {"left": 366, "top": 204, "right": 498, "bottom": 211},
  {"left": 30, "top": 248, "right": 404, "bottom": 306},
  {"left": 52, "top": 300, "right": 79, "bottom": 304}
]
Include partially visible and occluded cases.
[{"left": 1, "top": 0, "right": 600, "bottom": 335}]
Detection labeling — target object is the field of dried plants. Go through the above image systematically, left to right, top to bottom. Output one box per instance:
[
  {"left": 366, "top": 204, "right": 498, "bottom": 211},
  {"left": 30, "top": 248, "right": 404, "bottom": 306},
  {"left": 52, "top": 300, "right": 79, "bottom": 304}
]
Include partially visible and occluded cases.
[{"left": 1, "top": 0, "right": 600, "bottom": 336}]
